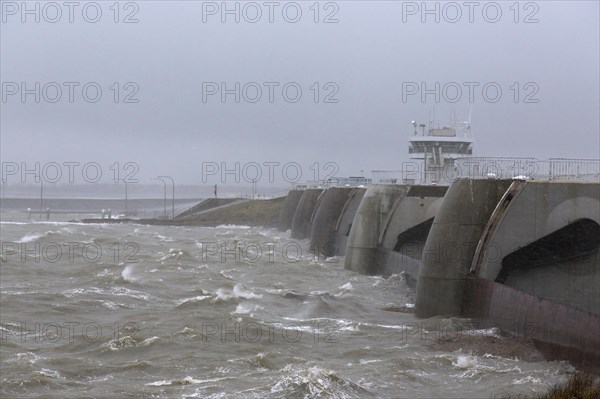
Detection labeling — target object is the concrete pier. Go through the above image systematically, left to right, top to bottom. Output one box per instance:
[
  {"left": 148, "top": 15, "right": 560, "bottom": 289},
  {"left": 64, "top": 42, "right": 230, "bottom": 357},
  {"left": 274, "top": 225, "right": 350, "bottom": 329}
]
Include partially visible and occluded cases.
[
  {"left": 413, "top": 177, "right": 600, "bottom": 370},
  {"left": 414, "top": 179, "right": 513, "bottom": 317},
  {"left": 472, "top": 181, "right": 600, "bottom": 314},
  {"left": 344, "top": 184, "right": 409, "bottom": 274},
  {"left": 376, "top": 185, "right": 448, "bottom": 281},
  {"left": 309, "top": 187, "right": 355, "bottom": 256},
  {"left": 332, "top": 187, "right": 367, "bottom": 255},
  {"left": 290, "top": 188, "right": 323, "bottom": 239},
  {"left": 277, "top": 189, "right": 304, "bottom": 231}
]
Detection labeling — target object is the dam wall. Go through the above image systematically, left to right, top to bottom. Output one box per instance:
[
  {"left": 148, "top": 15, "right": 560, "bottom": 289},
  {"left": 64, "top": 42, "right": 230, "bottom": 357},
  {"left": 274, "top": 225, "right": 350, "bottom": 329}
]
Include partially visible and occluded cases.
[
  {"left": 275, "top": 158, "right": 600, "bottom": 369},
  {"left": 413, "top": 178, "right": 600, "bottom": 370},
  {"left": 414, "top": 179, "right": 515, "bottom": 318},
  {"left": 414, "top": 179, "right": 600, "bottom": 318},
  {"left": 472, "top": 181, "right": 600, "bottom": 314},
  {"left": 341, "top": 184, "right": 449, "bottom": 280},
  {"left": 344, "top": 184, "right": 409, "bottom": 275},
  {"left": 376, "top": 185, "right": 448, "bottom": 282},
  {"left": 279, "top": 186, "right": 366, "bottom": 255},
  {"left": 309, "top": 187, "right": 355, "bottom": 256},
  {"left": 332, "top": 187, "right": 366, "bottom": 255},
  {"left": 290, "top": 188, "right": 323, "bottom": 239},
  {"left": 277, "top": 189, "right": 304, "bottom": 231},
  {"left": 463, "top": 276, "right": 600, "bottom": 372}
]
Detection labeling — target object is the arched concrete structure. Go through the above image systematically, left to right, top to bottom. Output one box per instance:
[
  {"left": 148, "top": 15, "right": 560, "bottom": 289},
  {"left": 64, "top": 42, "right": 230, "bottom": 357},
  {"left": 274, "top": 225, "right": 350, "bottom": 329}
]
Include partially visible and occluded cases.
[
  {"left": 415, "top": 178, "right": 600, "bottom": 370},
  {"left": 414, "top": 179, "right": 514, "bottom": 318},
  {"left": 472, "top": 181, "right": 600, "bottom": 314},
  {"left": 344, "top": 184, "right": 409, "bottom": 275},
  {"left": 376, "top": 185, "right": 448, "bottom": 281},
  {"left": 380, "top": 186, "right": 448, "bottom": 250},
  {"left": 309, "top": 187, "right": 355, "bottom": 256},
  {"left": 333, "top": 187, "right": 366, "bottom": 255},
  {"left": 290, "top": 188, "right": 323, "bottom": 240},
  {"left": 277, "top": 190, "right": 304, "bottom": 231}
]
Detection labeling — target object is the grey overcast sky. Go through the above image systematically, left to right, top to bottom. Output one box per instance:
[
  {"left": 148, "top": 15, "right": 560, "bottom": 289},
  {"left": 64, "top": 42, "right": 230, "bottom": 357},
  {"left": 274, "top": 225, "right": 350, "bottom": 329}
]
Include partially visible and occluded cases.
[{"left": 1, "top": 1, "right": 599, "bottom": 186}]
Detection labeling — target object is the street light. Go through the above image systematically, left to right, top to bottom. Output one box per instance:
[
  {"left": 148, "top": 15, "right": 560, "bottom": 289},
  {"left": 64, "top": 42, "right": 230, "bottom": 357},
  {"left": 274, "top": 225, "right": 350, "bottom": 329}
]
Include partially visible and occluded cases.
[
  {"left": 158, "top": 175, "right": 175, "bottom": 218},
  {"left": 152, "top": 177, "right": 167, "bottom": 218},
  {"left": 39, "top": 178, "right": 43, "bottom": 221},
  {"left": 122, "top": 179, "right": 129, "bottom": 217},
  {"left": 251, "top": 179, "right": 257, "bottom": 200}
]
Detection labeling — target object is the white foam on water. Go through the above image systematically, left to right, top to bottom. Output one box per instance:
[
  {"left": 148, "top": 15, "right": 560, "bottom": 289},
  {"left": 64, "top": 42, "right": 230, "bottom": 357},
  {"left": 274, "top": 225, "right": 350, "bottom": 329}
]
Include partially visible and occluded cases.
[
  {"left": 17, "top": 231, "right": 50, "bottom": 243},
  {"left": 156, "top": 234, "right": 174, "bottom": 242},
  {"left": 158, "top": 248, "right": 186, "bottom": 261},
  {"left": 121, "top": 265, "right": 137, "bottom": 282},
  {"left": 219, "top": 270, "right": 234, "bottom": 280},
  {"left": 339, "top": 282, "right": 353, "bottom": 291},
  {"left": 210, "top": 284, "right": 262, "bottom": 303},
  {"left": 234, "top": 284, "right": 262, "bottom": 299},
  {"left": 63, "top": 286, "right": 154, "bottom": 301},
  {"left": 175, "top": 295, "right": 212, "bottom": 307},
  {"left": 99, "top": 300, "right": 124, "bottom": 310},
  {"left": 233, "top": 302, "right": 263, "bottom": 315},
  {"left": 470, "top": 327, "right": 502, "bottom": 337},
  {"left": 105, "top": 336, "right": 138, "bottom": 351},
  {"left": 140, "top": 336, "right": 160, "bottom": 346},
  {"left": 453, "top": 354, "right": 479, "bottom": 369},
  {"left": 359, "top": 359, "right": 382, "bottom": 365},
  {"left": 270, "top": 365, "right": 369, "bottom": 398},
  {"left": 37, "top": 368, "right": 61, "bottom": 378},
  {"left": 146, "top": 375, "right": 230, "bottom": 386},
  {"left": 512, "top": 375, "right": 544, "bottom": 385},
  {"left": 146, "top": 379, "right": 172, "bottom": 386}
]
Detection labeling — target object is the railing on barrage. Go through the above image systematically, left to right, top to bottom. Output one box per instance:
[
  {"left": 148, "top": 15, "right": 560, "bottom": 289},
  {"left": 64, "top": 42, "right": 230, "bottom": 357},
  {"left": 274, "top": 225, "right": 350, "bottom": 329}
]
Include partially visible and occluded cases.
[
  {"left": 454, "top": 157, "right": 600, "bottom": 181},
  {"left": 370, "top": 170, "right": 404, "bottom": 184}
]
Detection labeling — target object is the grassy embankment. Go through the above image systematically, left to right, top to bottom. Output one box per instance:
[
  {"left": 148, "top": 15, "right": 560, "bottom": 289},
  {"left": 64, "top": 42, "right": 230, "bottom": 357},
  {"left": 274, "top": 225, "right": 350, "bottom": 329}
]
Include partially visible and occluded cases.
[{"left": 174, "top": 197, "right": 286, "bottom": 227}]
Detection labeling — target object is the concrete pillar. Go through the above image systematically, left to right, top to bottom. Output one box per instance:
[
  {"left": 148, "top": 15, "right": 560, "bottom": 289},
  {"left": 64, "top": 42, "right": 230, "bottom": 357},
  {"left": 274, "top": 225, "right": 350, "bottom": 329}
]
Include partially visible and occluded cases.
[
  {"left": 414, "top": 179, "right": 513, "bottom": 318},
  {"left": 344, "top": 184, "right": 409, "bottom": 274},
  {"left": 379, "top": 185, "right": 447, "bottom": 251},
  {"left": 309, "top": 187, "right": 354, "bottom": 256},
  {"left": 333, "top": 187, "right": 367, "bottom": 255},
  {"left": 290, "top": 188, "right": 323, "bottom": 240},
  {"left": 277, "top": 190, "right": 304, "bottom": 231}
]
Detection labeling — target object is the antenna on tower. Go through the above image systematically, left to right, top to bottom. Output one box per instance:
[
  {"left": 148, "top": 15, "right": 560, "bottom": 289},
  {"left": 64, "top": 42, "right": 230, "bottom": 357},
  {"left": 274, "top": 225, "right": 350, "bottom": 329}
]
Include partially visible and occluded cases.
[{"left": 459, "top": 104, "right": 473, "bottom": 136}]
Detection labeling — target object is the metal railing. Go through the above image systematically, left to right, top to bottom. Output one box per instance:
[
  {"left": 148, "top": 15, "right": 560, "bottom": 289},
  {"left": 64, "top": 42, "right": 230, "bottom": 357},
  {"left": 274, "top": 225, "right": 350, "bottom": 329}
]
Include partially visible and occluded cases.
[
  {"left": 454, "top": 157, "right": 600, "bottom": 181},
  {"left": 371, "top": 170, "right": 404, "bottom": 184}
]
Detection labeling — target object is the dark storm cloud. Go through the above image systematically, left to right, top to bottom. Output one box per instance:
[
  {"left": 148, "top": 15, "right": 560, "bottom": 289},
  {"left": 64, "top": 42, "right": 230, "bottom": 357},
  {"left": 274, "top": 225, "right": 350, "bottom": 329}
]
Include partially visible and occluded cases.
[{"left": 1, "top": 1, "right": 598, "bottom": 185}]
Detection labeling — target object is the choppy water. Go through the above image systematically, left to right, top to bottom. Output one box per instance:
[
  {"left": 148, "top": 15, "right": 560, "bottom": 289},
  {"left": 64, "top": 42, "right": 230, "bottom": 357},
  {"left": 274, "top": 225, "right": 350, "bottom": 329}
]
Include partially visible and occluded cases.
[{"left": 1, "top": 211, "right": 574, "bottom": 398}]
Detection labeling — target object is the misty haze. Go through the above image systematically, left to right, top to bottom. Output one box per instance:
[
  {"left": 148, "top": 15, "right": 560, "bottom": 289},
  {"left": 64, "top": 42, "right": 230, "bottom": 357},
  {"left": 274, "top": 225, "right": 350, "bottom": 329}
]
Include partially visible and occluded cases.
[{"left": 1, "top": 1, "right": 599, "bottom": 398}]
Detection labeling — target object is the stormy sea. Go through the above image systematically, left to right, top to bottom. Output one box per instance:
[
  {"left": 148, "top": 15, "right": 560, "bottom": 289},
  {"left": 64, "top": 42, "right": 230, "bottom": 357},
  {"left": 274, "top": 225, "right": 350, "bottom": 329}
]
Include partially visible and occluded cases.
[{"left": 1, "top": 203, "right": 574, "bottom": 398}]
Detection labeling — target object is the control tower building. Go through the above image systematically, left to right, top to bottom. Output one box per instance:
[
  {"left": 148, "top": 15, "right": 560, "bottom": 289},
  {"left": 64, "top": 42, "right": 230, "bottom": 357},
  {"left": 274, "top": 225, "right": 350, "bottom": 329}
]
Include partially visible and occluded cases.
[{"left": 408, "top": 119, "right": 474, "bottom": 184}]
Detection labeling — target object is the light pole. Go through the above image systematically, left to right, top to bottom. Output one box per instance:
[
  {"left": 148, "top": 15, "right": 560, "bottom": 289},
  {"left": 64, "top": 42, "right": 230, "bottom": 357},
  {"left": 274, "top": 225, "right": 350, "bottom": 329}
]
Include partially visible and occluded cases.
[
  {"left": 159, "top": 175, "right": 175, "bottom": 218},
  {"left": 152, "top": 177, "right": 167, "bottom": 218},
  {"left": 39, "top": 179, "right": 43, "bottom": 221},
  {"left": 121, "top": 179, "right": 129, "bottom": 217}
]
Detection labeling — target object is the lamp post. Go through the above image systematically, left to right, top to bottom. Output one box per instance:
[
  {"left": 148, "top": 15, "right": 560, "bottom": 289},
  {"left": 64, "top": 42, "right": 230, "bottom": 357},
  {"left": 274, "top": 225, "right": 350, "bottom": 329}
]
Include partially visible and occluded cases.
[
  {"left": 159, "top": 175, "right": 175, "bottom": 218},
  {"left": 152, "top": 177, "right": 167, "bottom": 218},
  {"left": 39, "top": 179, "right": 43, "bottom": 221},
  {"left": 123, "top": 179, "right": 129, "bottom": 217},
  {"left": 251, "top": 179, "right": 257, "bottom": 200}
]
